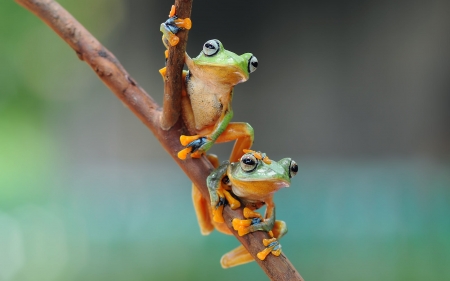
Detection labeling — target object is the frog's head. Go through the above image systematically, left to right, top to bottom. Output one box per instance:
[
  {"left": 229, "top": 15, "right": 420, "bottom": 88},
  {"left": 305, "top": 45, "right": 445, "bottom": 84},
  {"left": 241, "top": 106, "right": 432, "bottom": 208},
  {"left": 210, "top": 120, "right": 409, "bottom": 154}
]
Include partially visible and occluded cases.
[
  {"left": 186, "top": 39, "right": 258, "bottom": 85},
  {"left": 227, "top": 151, "right": 298, "bottom": 200}
]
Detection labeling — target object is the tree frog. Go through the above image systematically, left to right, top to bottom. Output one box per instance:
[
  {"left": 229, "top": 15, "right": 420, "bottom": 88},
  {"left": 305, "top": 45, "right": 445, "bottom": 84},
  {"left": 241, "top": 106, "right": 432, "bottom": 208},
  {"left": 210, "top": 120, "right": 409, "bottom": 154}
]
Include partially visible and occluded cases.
[
  {"left": 160, "top": 7, "right": 258, "bottom": 162},
  {"left": 192, "top": 149, "right": 298, "bottom": 268}
]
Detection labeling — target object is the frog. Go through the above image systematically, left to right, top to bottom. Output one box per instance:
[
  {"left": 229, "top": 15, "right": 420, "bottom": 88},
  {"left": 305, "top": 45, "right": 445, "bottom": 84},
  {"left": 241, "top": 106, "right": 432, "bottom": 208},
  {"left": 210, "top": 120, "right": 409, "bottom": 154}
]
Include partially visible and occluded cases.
[
  {"left": 160, "top": 6, "right": 258, "bottom": 163},
  {"left": 191, "top": 149, "right": 298, "bottom": 268}
]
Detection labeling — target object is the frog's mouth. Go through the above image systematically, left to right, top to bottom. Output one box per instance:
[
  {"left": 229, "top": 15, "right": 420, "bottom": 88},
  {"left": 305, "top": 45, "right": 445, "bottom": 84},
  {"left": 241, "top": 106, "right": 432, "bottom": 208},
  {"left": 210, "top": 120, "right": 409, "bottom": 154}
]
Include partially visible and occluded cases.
[
  {"left": 186, "top": 56, "right": 249, "bottom": 85},
  {"left": 198, "top": 64, "right": 249, "bottom": 85},
  {"left": 230, "top": 177, "right": 290, "bottom": 198},
  {"left": 264, "top": 179, "right": 290, "bottom": 189}
]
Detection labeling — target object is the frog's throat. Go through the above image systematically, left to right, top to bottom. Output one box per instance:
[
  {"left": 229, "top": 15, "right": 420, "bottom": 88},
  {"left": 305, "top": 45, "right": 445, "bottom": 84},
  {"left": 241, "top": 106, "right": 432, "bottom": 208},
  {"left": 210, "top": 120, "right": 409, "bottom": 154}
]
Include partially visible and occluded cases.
[{"left": 229, "top": 178, "right": 290, "bottom": 201}]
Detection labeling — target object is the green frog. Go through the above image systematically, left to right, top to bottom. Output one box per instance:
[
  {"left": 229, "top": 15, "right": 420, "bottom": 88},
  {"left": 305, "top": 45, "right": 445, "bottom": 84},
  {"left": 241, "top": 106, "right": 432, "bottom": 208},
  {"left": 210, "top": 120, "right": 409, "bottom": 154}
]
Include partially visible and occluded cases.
[
  {"left": 160, "top": 7, "right": 258, "bottom": 162},
  {"left": 192, "top": 149, "right": 298, "bottom": 268}
]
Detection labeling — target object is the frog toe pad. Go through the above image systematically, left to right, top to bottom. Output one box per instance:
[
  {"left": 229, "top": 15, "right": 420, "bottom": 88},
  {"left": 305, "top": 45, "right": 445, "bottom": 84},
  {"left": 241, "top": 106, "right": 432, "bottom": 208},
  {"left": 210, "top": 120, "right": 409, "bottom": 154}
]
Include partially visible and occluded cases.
[{"left": 257, "top": 238, "right": 282, "bottom": 260}]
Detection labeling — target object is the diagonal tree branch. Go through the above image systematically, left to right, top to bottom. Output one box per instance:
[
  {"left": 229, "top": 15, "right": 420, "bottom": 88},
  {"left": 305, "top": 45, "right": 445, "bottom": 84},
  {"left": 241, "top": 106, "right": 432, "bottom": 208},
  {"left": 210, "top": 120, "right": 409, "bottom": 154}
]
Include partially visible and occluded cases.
[{"left": 15, "top": 0, "right": 304, "bottom": 280}]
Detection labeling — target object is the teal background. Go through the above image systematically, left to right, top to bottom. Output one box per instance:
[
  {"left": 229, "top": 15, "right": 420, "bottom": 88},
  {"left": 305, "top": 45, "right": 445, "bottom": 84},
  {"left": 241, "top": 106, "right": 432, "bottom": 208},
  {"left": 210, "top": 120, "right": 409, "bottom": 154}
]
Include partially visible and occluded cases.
[{"left": 1, "top": 0, "right": 449, "bottom": 280}]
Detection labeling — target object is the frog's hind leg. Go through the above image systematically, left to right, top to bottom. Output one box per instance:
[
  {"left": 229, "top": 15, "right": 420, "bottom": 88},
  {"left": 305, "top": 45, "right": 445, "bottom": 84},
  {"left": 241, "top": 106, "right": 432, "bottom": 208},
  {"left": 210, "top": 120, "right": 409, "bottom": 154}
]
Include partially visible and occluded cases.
[
  {"left": 216, "top": 122, "right": 254, "bottom": 162},
  {"left": 192, "top": 184, "right": 214, "bottom": 235},
  {"left": 256, "top": 220, "right": 288, "bottom": 260},
  {"left": 272, "top": 220, "right": 288, "bottom": 240},
  {"left": 220, "top": 221, "right": 288, "bottom": 267},
  {"left": 220, "top": 245, "right": 254, "bottom": 268}
]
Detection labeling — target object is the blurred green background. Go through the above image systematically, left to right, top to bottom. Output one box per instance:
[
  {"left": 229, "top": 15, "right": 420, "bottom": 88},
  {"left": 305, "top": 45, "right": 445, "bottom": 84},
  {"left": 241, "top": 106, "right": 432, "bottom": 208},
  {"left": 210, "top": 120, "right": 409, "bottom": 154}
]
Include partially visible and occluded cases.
[{"left": 1, "top": 0, "right": 449, "bottom": 280}]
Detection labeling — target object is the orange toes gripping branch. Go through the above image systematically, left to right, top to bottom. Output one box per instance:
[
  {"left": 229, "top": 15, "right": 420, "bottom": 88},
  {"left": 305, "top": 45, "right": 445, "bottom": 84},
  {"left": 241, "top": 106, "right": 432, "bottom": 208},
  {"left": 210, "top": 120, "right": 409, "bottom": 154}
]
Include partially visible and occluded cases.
[
  {"left": 161, "top": 5, "right": 192, "bottom": 47},
  {"left": 168, "top": 5, "right": 192, "bottom": 30},
  {"left": 169, "top": 5, "right": 176, "bottom": 17},
  {"left": 174, "top": 18, "right": 192, "bottom": 30},
  {"left": 163, "top": 32, "right": 180, "bottom": 47},
  {"left": 159, "top": 67, "right": 166, "bottom": 78},
  {"left": 178, "top": 135, "right": 205, "bottom": 159},
  {"left": 180, "top": 135, "right": 201, "bottom": 146},
  {"left": 177, "top": 147, "right": 192, "bottom": 160},
  {"left": 177, "top": 148, "right": 202, "bottom": 160},
  {"left": 190, "top": 151, "right": 203, "bottom": 158},
  {"left": 222, "top": 189, "right": 241, "bottom": 210},
  {"left": 212, "top": 205, "right": 225, "bottom": 223},
  {"left": 243, "top": 207, "right": 262, "bottom": 219},
  {"left": 232, "top": 218, "right": 252, "bottom": 236},
  {"left": 257, "top": 238, "right": 281, "bottom": 260},
  {"left": 262, "top": 238, "right": 277, "bottom": 247},
  {"left": 256, "top": 246, "right": 281, "bottom": 260},
  {"left": 256, "top": 247, "right": 272, "bottom": 260},
  {"left": 271, "top": 248, "right": 282, "bottom": 257}
]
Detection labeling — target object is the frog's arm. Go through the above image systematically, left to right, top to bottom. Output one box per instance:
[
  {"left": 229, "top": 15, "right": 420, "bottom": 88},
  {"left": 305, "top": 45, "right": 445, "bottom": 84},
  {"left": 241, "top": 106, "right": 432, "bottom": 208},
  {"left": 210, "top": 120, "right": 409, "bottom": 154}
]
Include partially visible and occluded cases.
[
  {"left": 160, "top": 5, "right": 192, "bottom": 48},
  {"left": 158, "top": 6, "right": 191, "bottom": 78},
  {"left": 178, "top": 108, "right": 234, "bottom": 159},
  {"left": 199, "top": 108, "right": 234, "bottom": 155},
  {"left": 206, "top": 160, "right": 241, "bottom": 220},
  {"left": 206, "top": 161, "right": 229, "bottom": 207},
  {"left": 231, "top": 198, "right": 285, "bottom": 260},
  {"left": 232, "top": 198, "right": 276, "bottom": 236},
  {"left": 251, "top": 202, "right": 276, "bottom": 233}
]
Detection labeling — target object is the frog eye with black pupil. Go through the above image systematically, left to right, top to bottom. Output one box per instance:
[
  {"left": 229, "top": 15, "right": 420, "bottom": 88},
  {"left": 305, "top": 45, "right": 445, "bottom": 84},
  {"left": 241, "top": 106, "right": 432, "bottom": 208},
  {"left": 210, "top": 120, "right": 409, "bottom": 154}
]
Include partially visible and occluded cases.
[
  {"left": 203, "top": 39, "right": 220, "bottom": 56},
  {"left": 248, "top": 56, "right": 258, "bottom": 73},
  {"left": 240, "top": 154, "right": 258, "bottom": 172},
  {"left": 289, "top": 160, "right": 298, "bottom": 178}
]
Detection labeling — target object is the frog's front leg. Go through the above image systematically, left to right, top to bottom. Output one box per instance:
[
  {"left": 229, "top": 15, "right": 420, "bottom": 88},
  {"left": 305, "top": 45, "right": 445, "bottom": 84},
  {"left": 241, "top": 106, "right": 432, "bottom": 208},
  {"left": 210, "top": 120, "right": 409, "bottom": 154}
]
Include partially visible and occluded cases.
[
  {"left": 159, "top": 5, "right": 192, "bottom": 77},
  {"left": 160, "top": 5, "right": 192, "bottom": 48},
  {"left": 178, "top": 108, "right": 234, "bottom": 160},
  {"left": 178, "top": 117, "right": 254, "bottom": 162},
  {"left": 206, "top": 161, "right": 241, "bottom": 222},
  {"left": 206, "top": 161, "right": 230, "bottom": 223},
  {"left": 232, "top": 199, "right": 286, "bottom": 260},
  {"left": 232, "top": 206, "right": 273, "bottom": 236}
]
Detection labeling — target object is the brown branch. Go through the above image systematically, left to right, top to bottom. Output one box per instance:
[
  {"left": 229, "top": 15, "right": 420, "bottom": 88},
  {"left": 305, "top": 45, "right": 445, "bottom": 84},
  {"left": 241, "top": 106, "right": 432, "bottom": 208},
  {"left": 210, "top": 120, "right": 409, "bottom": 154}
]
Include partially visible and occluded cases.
[
  {"left": 15, "top": 0, "right": 304, "bottom": 280},
  {"left": 160, "top": 0, "right": 192, "bottom": 130}
]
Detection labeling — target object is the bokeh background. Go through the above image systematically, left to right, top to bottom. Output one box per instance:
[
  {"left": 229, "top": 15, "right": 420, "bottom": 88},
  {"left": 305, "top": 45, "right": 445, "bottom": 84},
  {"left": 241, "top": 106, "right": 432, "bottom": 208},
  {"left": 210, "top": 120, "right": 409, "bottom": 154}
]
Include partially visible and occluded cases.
[{"left": 1, "top": 0, "right": 450, "bottom": 280}]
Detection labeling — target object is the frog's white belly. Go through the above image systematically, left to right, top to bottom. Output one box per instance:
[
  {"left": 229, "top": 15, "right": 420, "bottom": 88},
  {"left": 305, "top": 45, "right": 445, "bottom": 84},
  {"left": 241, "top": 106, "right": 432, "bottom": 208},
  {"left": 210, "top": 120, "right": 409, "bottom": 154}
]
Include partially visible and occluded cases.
[{"left": 186, "top": 77, "right": 229, "bottom": 130}]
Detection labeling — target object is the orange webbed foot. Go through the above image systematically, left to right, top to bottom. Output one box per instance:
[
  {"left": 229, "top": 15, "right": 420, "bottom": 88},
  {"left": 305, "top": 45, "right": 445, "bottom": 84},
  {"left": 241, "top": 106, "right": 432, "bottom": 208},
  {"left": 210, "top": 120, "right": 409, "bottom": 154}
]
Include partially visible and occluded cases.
[
  {"left": 160, "top": 5, "right": 192, "bottom": 47},
  {"left": 169, "top": 5, "right": 176, "bottom": 17},
  {"left": 174, "top": 18, "right": 192, "bottom": 30},
  {"left": 159, "top": 67, "right": 167, "bottom": 79},
  {"left": 177, "top": 135, "right": 212, "bottom": 160},
  {"left": 177, "top": 147, "right": 192, "bottom": 160},
  {"left": 212, "top": 204, "right": 225, "bottom": 223},
  {"left": 232, "top": 218, "right": 252, "bottom": 236},
  {"left": 256, "top": 238, "right": 282, "bottom": 260}
]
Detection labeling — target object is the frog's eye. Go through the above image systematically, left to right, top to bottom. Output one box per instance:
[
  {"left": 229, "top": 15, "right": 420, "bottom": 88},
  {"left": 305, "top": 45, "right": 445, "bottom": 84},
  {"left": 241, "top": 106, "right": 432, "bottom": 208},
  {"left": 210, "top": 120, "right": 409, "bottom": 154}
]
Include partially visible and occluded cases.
[
  {"left": 203, "top": 40, "right": 220, "bottom": 56},
  {"left": 248, "top": 56, "right": 258, "bottom": 73},
  {"left": 240, "top": 154, "right": 258, "bottom": 172},
  {"left": 289, "top": 160, "right": 298, "bottom": 178}
]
